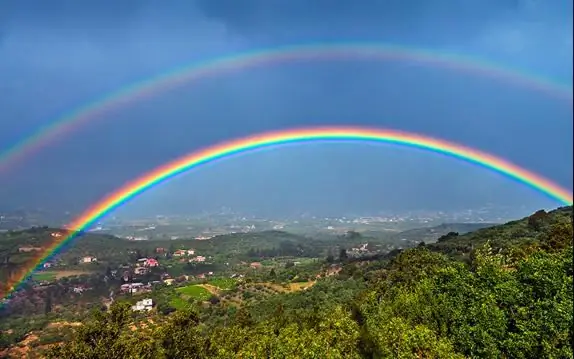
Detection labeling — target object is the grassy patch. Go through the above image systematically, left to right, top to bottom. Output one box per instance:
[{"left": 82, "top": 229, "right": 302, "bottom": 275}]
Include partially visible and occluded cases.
[
  {"left": 32, "top": 272, "right": 56, "bottom": 282},
  {"left": 207, "top": 278, "right": 237, "bottom": 290},
  {"left": 176, "top": 285, "right": 211, "bottom": 301},
  {"left": 169, "top": 297, "right": 190, "bottom": 310}
]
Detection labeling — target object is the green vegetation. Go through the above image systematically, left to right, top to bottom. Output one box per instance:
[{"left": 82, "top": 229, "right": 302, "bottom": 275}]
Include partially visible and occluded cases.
[
  {"left": 1, "top": 206, "right": 572, "bottom": 358},
  {"left": 35, "top": 206, "right": 573, "bottom": 358},
  {"left": 391, "top": 222, "right": 496, "bottom": 242},
  {"left": 31, "top": 271, "right": 57, "bottom": 282},
  {"left": 207, "top": 277, "right": 237, "bottom": 290},
  {"left": 176, "top": 285, "right": 211, "bottom": 301},
  {"left": 168, "top": 296, "right": 190, "bottom": 310}
]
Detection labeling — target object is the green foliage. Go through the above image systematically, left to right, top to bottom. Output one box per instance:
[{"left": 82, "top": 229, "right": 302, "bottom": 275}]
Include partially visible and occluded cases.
[
  {"left": 9, "top": 207, "right": 574, "bottom": 358},
  {"left": 360, "top": 233, "right": 573, "bottom": 358},
  {"left": 32, "top": 272, "right": 57, "bottom": 282},
  {"left": 207, "top": 278, "right": 237, "bottom": 290},
  {"left": 168, "top": 296, "right": 190, "bottom": 311}
]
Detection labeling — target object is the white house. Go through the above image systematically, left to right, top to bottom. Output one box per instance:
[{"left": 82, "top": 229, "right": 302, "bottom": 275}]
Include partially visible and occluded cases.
[
  {"left": 80, "top": 256, "right": 97, "bottom": 263},
  {"left": 190, "top": 256, "right": 206, "bottom": 263},
  {"left": 120, "top": 282, "right": 145, "bottom": 294},
  {"left": 131, "top": 298, "right": 153, "bottom": 311}
]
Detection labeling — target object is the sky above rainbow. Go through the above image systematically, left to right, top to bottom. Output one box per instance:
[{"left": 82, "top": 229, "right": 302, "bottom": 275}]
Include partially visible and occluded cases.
[
  {"left": 0, "top": 42, "right": 572, "bottom": 175},
  {"left": 2, "top": 126, "right": 572, "bottom": 300}
]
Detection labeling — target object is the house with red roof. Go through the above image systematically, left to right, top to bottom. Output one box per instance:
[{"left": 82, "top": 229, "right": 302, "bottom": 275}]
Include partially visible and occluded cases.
[{"left": 144, "top": 258, "right": 159, "bottom": 267}]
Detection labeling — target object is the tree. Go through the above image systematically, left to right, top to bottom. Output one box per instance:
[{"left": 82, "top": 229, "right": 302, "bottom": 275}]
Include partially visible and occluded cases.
[
  {"left": 528, "top": 209, "right": 548, "bottom": 230},
  {"left": 541, "top": 222, "right": 573, "bottom": 251},
  {"left": 437, "top": 232, "right": 459, "bottom": 243},
  {"left": 339, "top": 248, "right": 348, "bottom": 262},
  {"left": 326, "top": 254, "right": 335, "bottom": 264},
  {"left": 44, "top": 292, "right": 52, "bottom": 315},
  {"left": 208, "top": 295, "right": 221, "bottom": 305},
  {"left": 46, "top": 302, "right": 135, "bottom": 358},
  {"left": 235, "top": 308, "right": 253, "bottom": 328},
  {"left": 157, "top": 309, "right": 207, "bottom": 358}
]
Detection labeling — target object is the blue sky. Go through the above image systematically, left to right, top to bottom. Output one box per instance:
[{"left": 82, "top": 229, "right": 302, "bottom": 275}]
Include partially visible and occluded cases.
[{"left": 0, "top": 0, "right": 572, "bottom": 216}]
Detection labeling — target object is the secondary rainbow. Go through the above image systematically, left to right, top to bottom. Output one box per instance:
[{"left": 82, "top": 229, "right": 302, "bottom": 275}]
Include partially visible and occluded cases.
[
  {"left": 0, "top": 42, "right": 572, "bottom": 174},
  {"left": 2, "top": 126, "right": 572, "bottom": 300}
]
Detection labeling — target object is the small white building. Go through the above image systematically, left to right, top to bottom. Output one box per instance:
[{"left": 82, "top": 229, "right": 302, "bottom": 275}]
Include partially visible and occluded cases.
[
  {"left": 80, "top": 256, "right": 97, "bottom": 263},
  {"left": 189, "top": 256, "right": 206, "bottom": 263},
  {"left": 120, "top": 282, "right": 145, "bottom": 293},
  {"left": 131, "top": 298, "right": 153, "bottom": 311}
]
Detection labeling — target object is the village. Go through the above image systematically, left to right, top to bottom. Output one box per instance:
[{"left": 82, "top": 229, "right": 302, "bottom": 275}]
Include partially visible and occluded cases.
[
  {"left": 6, "top": 228, "right": 381, "bottom": 317},
  {"left": 18, "top": 241, "right": 275, "bottom": 312}
]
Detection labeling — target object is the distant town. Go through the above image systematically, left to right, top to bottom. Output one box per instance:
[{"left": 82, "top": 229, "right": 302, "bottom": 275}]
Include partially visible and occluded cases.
[{"left": 0, "top": 205, "right": 538, "bottom": 235}]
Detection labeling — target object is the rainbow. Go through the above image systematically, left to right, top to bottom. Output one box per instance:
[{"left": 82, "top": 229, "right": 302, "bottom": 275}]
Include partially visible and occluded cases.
[
  {"left": 0, "top": 42, "right": 572, "bottom": 174},
  {"left": 2, "top": 126, "right": 572, "bottom": 301}
]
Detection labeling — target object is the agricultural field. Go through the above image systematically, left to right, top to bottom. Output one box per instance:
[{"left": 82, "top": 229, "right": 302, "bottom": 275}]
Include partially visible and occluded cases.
[
  {"left": 31, "top": 272, "right": 57, "bottom": 282},
  {"left": 207, "top": 278, "right": 237, "bottom": 290},
  {"left": 219, "top": 281, "right": 316, "bottom": 306},
  {"left": 176, "top": 285, "right": 211, "bottom": 301},
  {"left": 168, "top": 297, "right": 190, "bottom": 310}
]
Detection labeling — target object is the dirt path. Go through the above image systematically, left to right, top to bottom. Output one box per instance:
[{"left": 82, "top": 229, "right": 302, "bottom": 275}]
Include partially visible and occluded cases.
[
  {"left": 256, "top": 281, "right": 316, "bottom": 293},
  {"left": 287, "top": 281, "right": 316, "bottom": 291},
  {"left": 197, "top": 284, "right": 220, "bottom": 295},
  {"left": 46, "top": 321, "right": 82, "bottom": 329}
]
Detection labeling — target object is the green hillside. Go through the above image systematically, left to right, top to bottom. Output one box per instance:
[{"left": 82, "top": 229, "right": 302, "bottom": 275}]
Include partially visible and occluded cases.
[
  {"left": 40, "top": 206, "right": 572, "bottom": 359},
  {"left": 427, "top": 206, "right": 572, "bottom": 259},
  {"left": 392, "top": 222, "right": 497, "bottom": 243}
]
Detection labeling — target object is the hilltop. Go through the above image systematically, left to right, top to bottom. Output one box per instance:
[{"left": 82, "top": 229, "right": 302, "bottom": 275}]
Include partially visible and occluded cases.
[{"left": 426, "top": 205, "right": 572, "bottom": 258}]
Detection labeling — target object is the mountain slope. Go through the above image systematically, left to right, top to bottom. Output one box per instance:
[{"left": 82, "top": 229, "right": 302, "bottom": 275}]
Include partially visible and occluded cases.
[
  {"left": 427, "top": 206, "right": 572, "bottom": 259},
  {"left": 392, "top": 222, "right": 497, "bottom": 243}
]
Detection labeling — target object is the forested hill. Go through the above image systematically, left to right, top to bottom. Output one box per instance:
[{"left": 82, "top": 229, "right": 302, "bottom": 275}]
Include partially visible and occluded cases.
[
  {"left": 427, "top": 205, "right": 572, "bottom": 258},
  {"left": 45, "top": 206, "right": 573, "bottom": 359},
  {"left": 391, "top": 222, "right": 496, "bottom": 243}
]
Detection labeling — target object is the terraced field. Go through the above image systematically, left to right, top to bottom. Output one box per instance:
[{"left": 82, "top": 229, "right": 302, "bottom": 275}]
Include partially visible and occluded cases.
[{"left": 219, "top": 281, "right": 316, "bottom": 306}]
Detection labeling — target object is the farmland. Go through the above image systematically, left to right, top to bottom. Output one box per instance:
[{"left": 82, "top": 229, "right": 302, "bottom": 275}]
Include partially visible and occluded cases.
[
  {"left": 207, "top": 278, "right": 237, "bottom": 290},
  {"left": 176, "top": 285, "right": 212, "bottom": 301}
]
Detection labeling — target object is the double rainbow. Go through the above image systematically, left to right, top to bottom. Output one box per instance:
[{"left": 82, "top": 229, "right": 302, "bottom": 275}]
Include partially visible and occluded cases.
[
  {"left": 0, "top": 42, "right": 572, "bottom": 174},
  {"left": 2, "top": 126, "right": 572, "bottom": 301}
]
